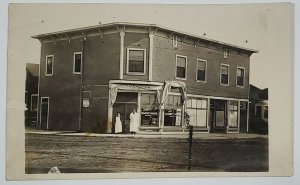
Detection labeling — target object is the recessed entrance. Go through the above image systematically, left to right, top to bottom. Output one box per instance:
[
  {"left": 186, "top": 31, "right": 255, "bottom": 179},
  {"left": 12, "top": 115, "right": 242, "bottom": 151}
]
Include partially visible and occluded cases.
[
  {"left": 112, "top": 92, "right": 138, "bottom": 134},
  {"left": 40, "top": 97, "right": 49, "bottom": 130},
  {"left": 210, "top": 99, "right": 227, "bottom": 133}
]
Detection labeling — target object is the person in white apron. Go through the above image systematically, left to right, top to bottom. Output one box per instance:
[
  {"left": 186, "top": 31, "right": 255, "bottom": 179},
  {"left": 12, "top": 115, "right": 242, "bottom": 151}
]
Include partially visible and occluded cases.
[
  {"left": 130, "top": 109, "right": 139, "bottom": 134},
  {"left": 115, "top": 112, "right": 122, "bottom": 134}
]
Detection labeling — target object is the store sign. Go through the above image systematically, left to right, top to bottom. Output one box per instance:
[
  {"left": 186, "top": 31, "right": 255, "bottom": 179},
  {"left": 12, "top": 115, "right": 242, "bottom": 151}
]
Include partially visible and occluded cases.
[{"left": 82, "top": 98, "right": 90, "bottom": 108}]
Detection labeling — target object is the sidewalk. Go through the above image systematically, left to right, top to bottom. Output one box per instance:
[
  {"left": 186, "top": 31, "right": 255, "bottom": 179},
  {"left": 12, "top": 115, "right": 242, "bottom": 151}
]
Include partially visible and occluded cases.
[{"left": 25, "top": 127, "right": 268, "bottom": 140}]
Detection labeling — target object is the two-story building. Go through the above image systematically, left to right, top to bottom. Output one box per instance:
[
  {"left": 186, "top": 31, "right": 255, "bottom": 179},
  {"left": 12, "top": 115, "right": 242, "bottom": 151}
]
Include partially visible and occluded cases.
[{"left": 32, "top": 22, "right": 257, "bottom": 134}]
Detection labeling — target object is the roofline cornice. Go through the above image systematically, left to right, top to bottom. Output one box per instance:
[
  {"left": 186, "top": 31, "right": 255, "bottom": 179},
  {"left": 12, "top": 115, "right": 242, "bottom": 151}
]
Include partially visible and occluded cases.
[{"left": 32, "top": 22, "right": 258, "bottom": 53}]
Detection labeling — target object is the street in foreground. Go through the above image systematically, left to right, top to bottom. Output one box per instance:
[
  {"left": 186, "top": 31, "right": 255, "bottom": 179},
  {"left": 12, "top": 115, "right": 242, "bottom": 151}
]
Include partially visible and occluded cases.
[{"left": 25, "top": 133, "right": 268, "bottom": 173}]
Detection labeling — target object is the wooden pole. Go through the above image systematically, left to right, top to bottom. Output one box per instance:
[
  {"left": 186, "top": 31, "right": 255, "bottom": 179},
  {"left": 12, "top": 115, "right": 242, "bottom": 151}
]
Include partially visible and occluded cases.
[{"left": 188, "top": 125, "right": 193, "bottom": 171}]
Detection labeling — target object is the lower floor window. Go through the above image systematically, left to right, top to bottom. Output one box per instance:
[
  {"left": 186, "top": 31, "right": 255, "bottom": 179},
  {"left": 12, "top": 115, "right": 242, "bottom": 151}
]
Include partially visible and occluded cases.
[
  {"left": 140, "top": 93, "right": 159, "bottom": 127},
  {"left": 164, "top": 95, "right": 183, "bottom": 126},
  {"left": 186, "top": 98, "right": 207, "bottom": 127},
  {"left": 228, "top": 100, "right": 238, "bottom": 127},
  {"left": 141, "top": 108, "right": 159, "bottom": 126}
]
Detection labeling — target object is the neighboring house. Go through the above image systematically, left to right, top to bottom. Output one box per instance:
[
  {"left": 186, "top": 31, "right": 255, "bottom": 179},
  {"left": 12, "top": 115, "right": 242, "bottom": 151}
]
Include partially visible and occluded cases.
[
  {"left": 32, "top": 22, "right": 257, "bottom": 134},
  {"left": 25, "top": 63, "right": 39, "bottom": 127},
  {"left": 249, "top": 85, "right": 268, "bottom": 133}
]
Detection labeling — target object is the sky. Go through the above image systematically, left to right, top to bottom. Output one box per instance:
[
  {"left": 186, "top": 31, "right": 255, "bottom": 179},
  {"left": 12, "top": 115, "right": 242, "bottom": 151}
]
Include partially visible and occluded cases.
[{"left": 7, "top": 3, "right": 293, "bottom": 89}]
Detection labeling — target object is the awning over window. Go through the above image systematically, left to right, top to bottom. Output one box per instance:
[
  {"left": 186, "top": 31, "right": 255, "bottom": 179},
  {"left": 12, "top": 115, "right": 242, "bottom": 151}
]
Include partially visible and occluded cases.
[
  {"left": 161, "top": 81, "right": 188, "bottom": 106},
  {"left": 110, "top": 84, "right": 163, "bottom": 105}
]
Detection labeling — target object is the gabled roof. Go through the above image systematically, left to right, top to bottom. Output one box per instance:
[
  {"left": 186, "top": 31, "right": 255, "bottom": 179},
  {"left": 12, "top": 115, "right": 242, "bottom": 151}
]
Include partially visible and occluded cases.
[
  {"left": 32, "top": 22, "right": 258, "bottom": 54},
  {"left": 26, "top": 63, "right": 39, "bottom": 77},
  {"left": 250, "top": 84, "right": 268, "bottom": 101}
]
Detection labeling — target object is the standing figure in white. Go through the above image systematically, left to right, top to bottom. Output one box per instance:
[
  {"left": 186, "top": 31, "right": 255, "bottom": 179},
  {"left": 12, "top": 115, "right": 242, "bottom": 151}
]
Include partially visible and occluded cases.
[
  {"left": 130, "top": 109, "right": 139, "bottom": 134},
  {"left": 115, "top": 112, "right": 122, "bottom": 134}
]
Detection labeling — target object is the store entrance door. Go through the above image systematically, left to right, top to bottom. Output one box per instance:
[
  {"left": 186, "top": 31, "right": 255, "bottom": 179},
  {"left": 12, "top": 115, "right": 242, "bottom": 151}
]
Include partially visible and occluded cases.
[
  {"left": 112, "top": 92, "right": 138, "bottom": 134},
  {"left": 210, "top": 99, "right": 227, "bottom": 133},
  {"left": 113, "top": 103, "right": 137, "bottom": 134}
]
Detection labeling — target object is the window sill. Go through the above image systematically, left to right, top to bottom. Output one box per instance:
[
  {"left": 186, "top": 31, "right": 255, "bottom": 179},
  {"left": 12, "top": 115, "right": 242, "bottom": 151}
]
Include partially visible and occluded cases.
[
  {"left": 73, "top": 72, "right": 82, "bottom": 75},
  {"left": 126, "top": 72, "right": 146, "bottom": 76},
  {"left": 45, "top": 74, "right": 53, "bottom": 76},
  {"left": 175, "top": 77, "right": 187, "bottom": 80},
  {"left": 196, "top": 80, "right": 206, "bottom": 83},
  {"left": 220, "top": 83, "right": 229, "bottom": 86},
  {"left": 236, "top": 85, "right": 245, "bottom": 88},
  {"left": 139, "top": 126, "right": 160, "bottom": 129}
]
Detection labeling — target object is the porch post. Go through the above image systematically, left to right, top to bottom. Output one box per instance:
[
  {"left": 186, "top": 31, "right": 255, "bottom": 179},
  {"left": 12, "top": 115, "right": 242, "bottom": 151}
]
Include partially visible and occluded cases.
[
  {"left": 107, "top": 85, "right": 113, "bottom": 133},
  {"left": 206, "top": 98, "right": 210, "bottom": 133},
  {"left": 226, "top": 100, "right": 229, "bottom": 133},
  {"left": 238, "top": 100, "right": 241, "bottom": 133},
  {"left": 246, "top": 101, "right": 250, "bottom": 132},
  {"left": 159, "top": 105, "right": 164, "bottom": 133}
]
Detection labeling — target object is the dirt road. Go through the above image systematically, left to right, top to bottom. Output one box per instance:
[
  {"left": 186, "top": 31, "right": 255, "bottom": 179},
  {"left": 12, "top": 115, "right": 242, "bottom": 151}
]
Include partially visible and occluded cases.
[{"left": 25, "top": 133, "right": 268, "bottom": 173}]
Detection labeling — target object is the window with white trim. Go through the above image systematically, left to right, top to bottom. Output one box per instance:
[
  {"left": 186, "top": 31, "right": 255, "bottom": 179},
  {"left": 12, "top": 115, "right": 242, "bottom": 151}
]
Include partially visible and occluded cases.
[
  {"left": 172, "top": 35, "right": 177, "bottom": 47},
  {"left": 127, "top": 48, "right": 146, "bottom": 74},
  {"left": 224, "top": 50, "right": 228, "bottom": 58},
  {"left": 73, "top": 52, "right": 82, "bottom": 74},
  {"left": 45, "top": 55, "right": 54, "bottom": 76},
  {"left": 176, "top": 55, "right": 187, "bottom": 79},
  {"left": 196, "top": 59, "right": 207, "bottom": 82},
  {"left": 220, "top": 64, "right": 229, "bottom": 85},
  {"left": 236, "top": 67, "right": 245, "bottom": 87},
  {"left": 140, "top": 93, "right": 159, "bottom": 127},
  {"left": 31, "top": 94, "right": 38, "bottom": 111},
  {"left": 164, "top": 95, "right": 183, "bottom": 126},
  {"left": 186, "top": 98, "right": 208, "bottom": 127},
  {"left": 228, "top": 100, "right": 238, "bottom": 127}
]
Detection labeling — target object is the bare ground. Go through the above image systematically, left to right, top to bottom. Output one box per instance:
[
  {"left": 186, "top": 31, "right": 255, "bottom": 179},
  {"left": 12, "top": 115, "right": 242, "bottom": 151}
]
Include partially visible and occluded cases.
[{"left": 25, "top": 133, "right": 268, "bottom": 173}]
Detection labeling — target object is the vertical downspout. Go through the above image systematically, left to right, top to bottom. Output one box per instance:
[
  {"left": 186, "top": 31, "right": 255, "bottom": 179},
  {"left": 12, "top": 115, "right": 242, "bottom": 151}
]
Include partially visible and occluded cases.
[
  {"left": 119, "top": 29, "right": 125, "bottom": 79},
  {"left": 148, "top": 29, "right": 154, "bottom": 81},
  {"left": 78, "top": 37, "right": 86, "bottom": 131},
  {"left": 37, "top": 40, "right": 42, "bottom": 129},
  {"left": 247, "top": 54, "right": 251, "bottom": 133}
]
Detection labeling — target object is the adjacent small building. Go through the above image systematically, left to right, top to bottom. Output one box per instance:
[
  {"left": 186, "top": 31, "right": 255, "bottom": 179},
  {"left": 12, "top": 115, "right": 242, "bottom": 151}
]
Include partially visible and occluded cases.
[
  {"left": 32, "top": 22, "right": 257, "bottom": 134},
  {"left": 25, "top": 63, "right": 39, "bottom": 127},
  {"left": 249, "top": 85, "right": 268, "bottom": 133}
]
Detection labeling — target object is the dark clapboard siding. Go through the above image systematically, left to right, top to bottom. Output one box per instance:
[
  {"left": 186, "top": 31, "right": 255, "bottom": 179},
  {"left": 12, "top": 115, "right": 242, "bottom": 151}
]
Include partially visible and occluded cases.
[
  {"left": 123, "top": 32, "right": 149, "bottom": 81},
  {"left": 81, "top": 33, "right": 120, "bottom": 132},
  {"left": 152, "top": 33, "right": 250, "bottom": 99},
  {"left": 39, "top": 39, "right": 82, "bottom": 131}
]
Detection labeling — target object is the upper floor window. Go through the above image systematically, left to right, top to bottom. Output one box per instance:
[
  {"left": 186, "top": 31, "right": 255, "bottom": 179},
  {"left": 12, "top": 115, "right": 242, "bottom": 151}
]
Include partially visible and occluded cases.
[
  {"left": 172, "top": 35, "right": 178, "bottom": 47},
  {"left": 126, "top": 48, "right": 146, "bottom": 74},
  {"left": 224, "top": 50, "right": 228, "bottom": 58},
  {"left": 73, "top": 52, "right": 82, "bottom": 74},
  {"left": 45, "top": 55, "right": 54, "bottom": 76},
  {"left": 176, "top": 55, "right": 187, "bottom": 79},
  {"left": 196, "top": 59, "right": 207, "bottom": 82},
  {"left": 220, "top": 64, "right": 229, "bottom": 85},
  {"left": 236, "top": 67, "right": 245, "bottom": 87},
  {"left": 31, "top": 94, "right": 38, "bottom": 111}
]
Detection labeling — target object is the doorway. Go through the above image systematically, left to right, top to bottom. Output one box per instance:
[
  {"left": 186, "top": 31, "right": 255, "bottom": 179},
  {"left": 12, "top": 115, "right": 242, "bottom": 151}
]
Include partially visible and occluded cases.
[
  {"left": 112, "top": 92, "right": 138, "bottom": 134},
  {"left": 40, "top": 97, "right": 49, "bottom": 130},
  {"left": 210, "top": 99, "right": 227, "bottom": 132}
]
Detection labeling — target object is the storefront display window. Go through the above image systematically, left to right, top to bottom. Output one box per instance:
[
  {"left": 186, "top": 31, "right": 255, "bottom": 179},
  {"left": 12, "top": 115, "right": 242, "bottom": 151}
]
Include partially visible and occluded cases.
[
  {"left": 140, "top": 93, "right": 159, "bottom": 127},
  {"left": 164, "top": 95, "right": 182, "bottom": 126},
  {"left": 186, "top": 98, "right": 207, "bottom": 127},
  {"left": 228, "top": 100, "right": 238, "bottom": 127}
]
